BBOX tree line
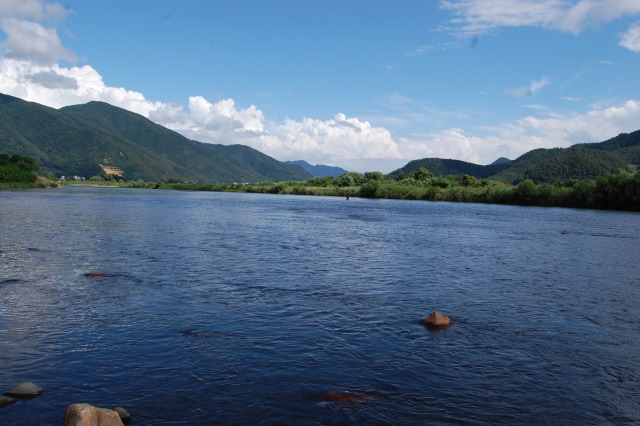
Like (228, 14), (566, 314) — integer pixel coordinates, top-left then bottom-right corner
(5, 153), (637, 211)
(92, 166), (640, 212)
(0, 153), (39, 185)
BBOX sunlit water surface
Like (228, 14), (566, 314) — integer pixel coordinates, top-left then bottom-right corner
(1, 186), (639, 425)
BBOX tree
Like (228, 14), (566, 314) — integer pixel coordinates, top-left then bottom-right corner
(363, 171), (385, 181)
(458, 174), (480, 187)
(0, 154), (38, 183)
(336, 172), (364, 187)
(410, 167), (434, 181)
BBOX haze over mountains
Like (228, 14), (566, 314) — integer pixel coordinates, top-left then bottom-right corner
(1, 93), (639, 184)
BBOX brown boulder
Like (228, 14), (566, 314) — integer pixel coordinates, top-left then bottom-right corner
(64, 403), (124, 426)
(423, 311), (452, 329)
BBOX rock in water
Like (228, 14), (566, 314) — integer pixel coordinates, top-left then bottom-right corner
(0, 396), (16, 408)
(423, 311), (452, 329)
(64, 404), (124, 426)
(5, 382), (43, 398)
(113, 406), (131, 424)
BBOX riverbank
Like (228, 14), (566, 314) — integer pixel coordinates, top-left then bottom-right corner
(71, 170), (640, 212)
(0, 176), (59, 189)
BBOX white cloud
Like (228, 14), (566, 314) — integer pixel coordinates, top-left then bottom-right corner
(0, 57), (164, 116)
(0, 18), (75, 64)
(511, 99), (640, 146)
(441, 0), (640, 36)
(0, 0), (72, 64)
(158, 96), (268, 145)
(0, 0), (68, 22)
(260, 114), (403, 167)
(619, 22), (640, 52)
(27, 69), (77, 89)
(405, 99), (640, 165)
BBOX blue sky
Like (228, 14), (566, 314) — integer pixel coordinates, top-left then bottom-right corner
(1, 0), (639, 172)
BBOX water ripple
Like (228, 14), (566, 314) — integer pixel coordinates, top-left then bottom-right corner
(0, 188), (638, 424)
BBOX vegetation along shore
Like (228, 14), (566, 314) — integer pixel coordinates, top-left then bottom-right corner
(70, 167), (639, 212)
(2, 152), (638, 211)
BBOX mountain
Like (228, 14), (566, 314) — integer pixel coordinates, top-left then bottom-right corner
(285, 160), (348, 177)
(0, 94), (311, 183)
(389, 130), (640, 183)
(490, 157), (510, 165)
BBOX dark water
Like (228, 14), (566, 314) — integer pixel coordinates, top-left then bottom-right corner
(1, 186), (639, 425)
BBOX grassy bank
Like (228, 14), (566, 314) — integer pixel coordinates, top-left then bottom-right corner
(0, 154), (59, 189)
(80, 170), (640, 212)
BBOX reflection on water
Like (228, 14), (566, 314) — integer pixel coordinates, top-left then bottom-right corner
(1, 186), (639, 424)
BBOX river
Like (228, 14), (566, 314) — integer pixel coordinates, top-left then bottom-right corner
(1, 186), (639, 424)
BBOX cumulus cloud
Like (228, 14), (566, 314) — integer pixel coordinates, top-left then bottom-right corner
(0, 57), (164, 116)
(619, 22), (640, 52)
(441, 0), (640, 36)
(413, 99), (640, 164)
(27, 69), (77, 89)
(156, 96), (269, 145)
(261, 114), (403, 166)
(0, 18), (75, 64)
(0, 0), (73, 64)
(160, 100), (407, 170)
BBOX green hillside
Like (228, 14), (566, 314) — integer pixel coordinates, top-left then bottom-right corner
(0, 94), (311, 183)
(389, 131), (640, 183)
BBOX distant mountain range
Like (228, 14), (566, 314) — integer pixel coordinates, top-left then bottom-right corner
(390, 130), (640, 183)
(0, 93), (311, 183)
(2, 93), (638, 185)
(284, 160), (348, 177)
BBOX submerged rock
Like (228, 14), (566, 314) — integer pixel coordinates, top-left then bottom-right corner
(320, 391), (374, 404)
(422, 311), (452, 330)
(64, 403), (124, 426)
(113, 406), (131, 424)
(0, 395), (16, 408)
(5, 382), (43, 398)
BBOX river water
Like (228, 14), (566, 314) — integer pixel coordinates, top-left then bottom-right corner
(0, 186), (639, 425)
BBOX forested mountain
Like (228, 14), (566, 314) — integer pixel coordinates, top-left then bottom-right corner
(0, 94), (311, 183)
(389, 130), (640, 183)
(284, 160), (348, 177)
